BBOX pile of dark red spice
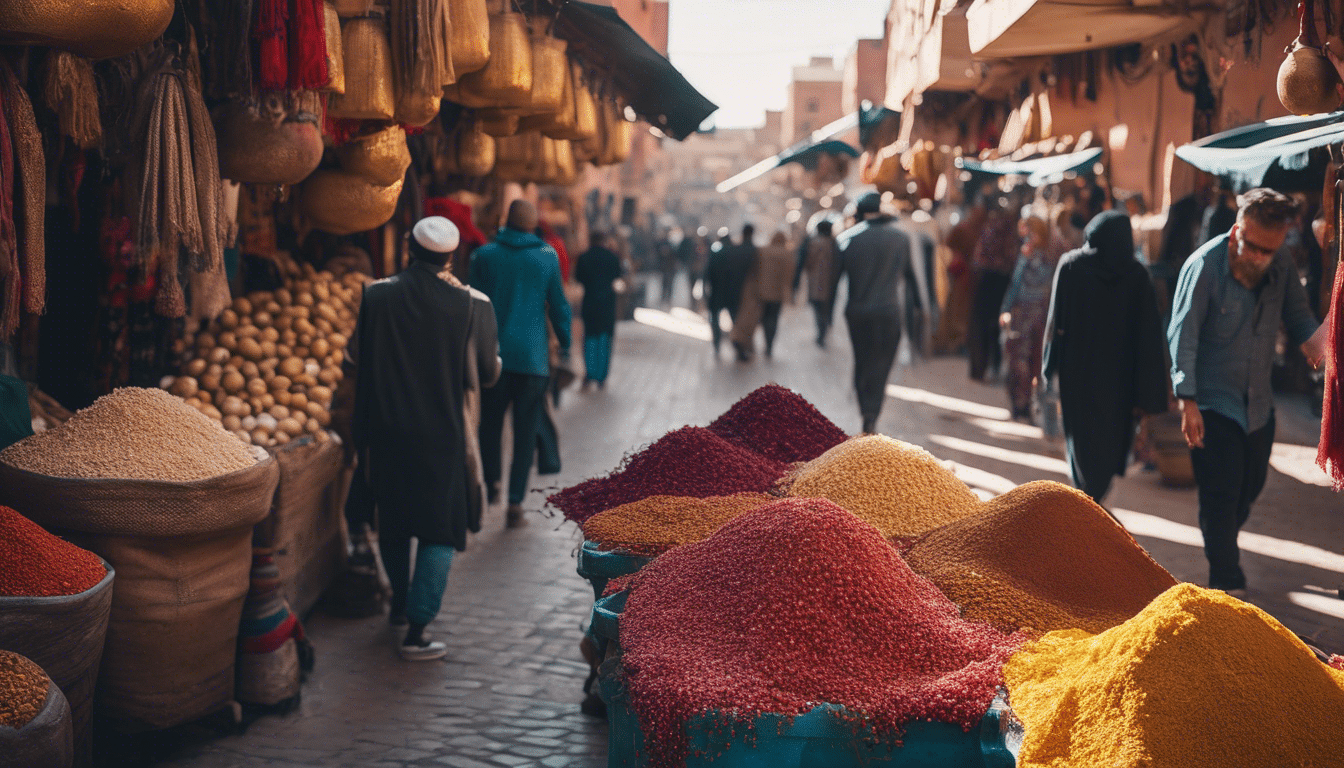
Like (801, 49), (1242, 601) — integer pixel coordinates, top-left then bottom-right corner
(549, 427), (788, 524)
(707, 384), (848, 464)
(617, 497), (1025, 768)
(0, 505), (105, 597)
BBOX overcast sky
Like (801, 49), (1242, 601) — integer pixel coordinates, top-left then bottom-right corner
(667, 0), (890, 129)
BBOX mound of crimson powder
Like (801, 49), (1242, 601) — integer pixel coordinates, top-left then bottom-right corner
(0, 505), (105, 597)
(549, 426), (788, 524)
(707, 384), (848, 464)
(617, 497), (1024, 768)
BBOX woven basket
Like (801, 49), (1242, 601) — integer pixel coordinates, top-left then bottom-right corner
(394, 91), (441, 127)
(327, 17), (395, 121)
(555, 66), (598, 143)
(457, 125), (496, 177)
(321, 2), (345, 94)
(300, 170), (404, 235)
(478, 109), (520, 137)
(453, 11), (532, 108)
(449, 0), (490, 75)
(335, 125), (410, 187)
(0, 0), (172, 59)
(0, 669), (73, 768)
(509, 33), (566, 116)
(553, 138), (577, 185)
(493, 132), (536, 182)
(215, 101), (325, 186)
(332, 0), (375, 17)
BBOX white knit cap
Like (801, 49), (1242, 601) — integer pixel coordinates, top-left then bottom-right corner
(412, 216), (460, 253)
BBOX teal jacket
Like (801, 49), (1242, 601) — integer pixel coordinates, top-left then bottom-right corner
(470, 227), (572, 377)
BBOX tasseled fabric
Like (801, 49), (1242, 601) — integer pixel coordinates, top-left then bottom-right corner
(192, 0), (254, 100)
(43, 51), (102, 149)
(255, 0), (289, 91)
(289, 0), (329, 90)
(1319, 197), (1344, 491)
(391, 0), (454, 96)
(0, 61), (44, 318)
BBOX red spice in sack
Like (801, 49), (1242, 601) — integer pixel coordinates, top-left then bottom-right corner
(549, 427), (787, 524)
(707, 384), (849, 464)
(0, 506), (105, 597)
(618, 497), (1024, 768)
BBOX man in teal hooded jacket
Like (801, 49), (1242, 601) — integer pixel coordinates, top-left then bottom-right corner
(470, 200), (572, 527)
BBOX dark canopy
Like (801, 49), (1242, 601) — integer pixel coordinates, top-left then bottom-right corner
(1175, 110), (1344, 191)
(549, 1), (717, 140)
(956, 147), (1104, 187)
(778, 139), (861, 170)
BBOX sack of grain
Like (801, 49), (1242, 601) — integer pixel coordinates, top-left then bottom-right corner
(256, 437), (348, 616)
(0, 651), (74, 768)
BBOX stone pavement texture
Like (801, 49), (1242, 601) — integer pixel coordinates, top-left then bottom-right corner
(160, 283), (1343, 768)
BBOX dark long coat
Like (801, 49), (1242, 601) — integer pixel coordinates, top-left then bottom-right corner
(1043, 211), (1169, 502)
(574, 245), (623, 336)
(351, 260), (500, 550)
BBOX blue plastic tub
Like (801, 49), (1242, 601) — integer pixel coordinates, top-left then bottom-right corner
(577, 541), (654, 599)
(599, 657), (1021, 768)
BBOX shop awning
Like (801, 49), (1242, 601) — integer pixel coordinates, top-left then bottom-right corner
(1175, 111), (1344, 190)
(956, 147), (1104, 186)
(550, 1), (717, 140)
(965, 0), (1206, 58)
(717, 113), (861, 192)
(916, 8), (978, 95)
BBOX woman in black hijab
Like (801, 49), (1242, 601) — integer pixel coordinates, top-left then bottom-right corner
(1043, 210), (1170, 504)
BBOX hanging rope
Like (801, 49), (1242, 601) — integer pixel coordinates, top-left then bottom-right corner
(1, 61), (45, 319)
(43, 51), (102, 150)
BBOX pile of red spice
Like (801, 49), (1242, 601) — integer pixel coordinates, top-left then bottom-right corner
(0, 505), (105, 597)
(549, 427), (788, 524)
(707, 384), (848, 464)
(617, 497), (1024, 768)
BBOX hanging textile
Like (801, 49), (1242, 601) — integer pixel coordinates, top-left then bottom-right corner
(0, 72), (16, 339)
(391, 0), (454, 96)
(43, 51), (102, 150)
(255, 0), (329, 92)
(0, 61), (44, 323)
(1320, 166), (1344, 491)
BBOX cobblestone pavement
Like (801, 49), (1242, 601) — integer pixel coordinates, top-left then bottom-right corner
(162, 282), (1344, 768)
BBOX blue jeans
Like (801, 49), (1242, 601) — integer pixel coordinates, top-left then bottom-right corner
(584, 334), (613, 383)
(380, 534), (454, 625)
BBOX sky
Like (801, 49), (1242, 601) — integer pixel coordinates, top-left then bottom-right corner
(667, 0), (891, 130)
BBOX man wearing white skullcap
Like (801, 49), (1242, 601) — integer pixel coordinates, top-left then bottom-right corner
(347, 216), (501, 660)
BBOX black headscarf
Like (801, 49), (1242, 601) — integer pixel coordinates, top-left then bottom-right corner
(1080, 209), (1134, 267)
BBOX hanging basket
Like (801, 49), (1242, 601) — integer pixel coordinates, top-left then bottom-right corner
(335, 125), (411, 186)
(457, 124), (496, 176)
(507, 33), (567, 116)
(395, 91), (441, 127)
(333, 0), (375, 17)
(453, 11), (532, 108)
(449, 0), (490, 76)
(519, 56), (577, 138)
(0, 0), (173, 60)
(553, 138), (577, 185)
(603, 107), (634, 165)
(215, 99), (325, 185)
(493, 132), (537, 182)
(478, 109), (521, 137)
(327, 16), (395, 121)
(321, 2), (345, 94)
(555, 66), (599, 143)
(300, 170), (404, 234)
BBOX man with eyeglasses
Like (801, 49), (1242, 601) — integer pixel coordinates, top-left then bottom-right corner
(1168, 187), (1327, 598)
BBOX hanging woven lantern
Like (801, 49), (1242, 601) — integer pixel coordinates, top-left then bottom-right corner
(457, 124), (496, 176)
(449, 0), (490, 76)
(454, 11), (532, 108)
(215, 98), (325, 185)
(0, 0), (173, 59)
(300, 170), (404, 234)
(321, 2), (346, 94)
(478, 109), (521, 137)
(333, 0), (375, 17)
(335, 125), (411, 186)
(328, 16), (395, 121)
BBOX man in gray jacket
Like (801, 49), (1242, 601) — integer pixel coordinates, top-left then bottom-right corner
(834, 193), (914, 434)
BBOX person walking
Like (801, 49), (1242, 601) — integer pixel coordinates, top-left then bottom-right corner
(755, 232), (795, 358)
(834, 192), (914, 434)
(705, 233), (733, 354)
(1043, 210), (1169, 505)
(999, 216), (1059, 421)
(803, 219), (840, 347)
(1168, 188), (1326, 596)
(968, 200), (1019, 381)
(573, 231), (624, 390)
(348, 216), (501, 659)
(471, 200), (573, 529)
(707, 225), (757, 359)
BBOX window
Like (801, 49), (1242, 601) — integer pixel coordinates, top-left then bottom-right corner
(807, 98), (820, 113)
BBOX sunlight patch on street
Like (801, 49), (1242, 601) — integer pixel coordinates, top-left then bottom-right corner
(928, 434), (1070, 476)
(1270, 443), (1333, 487)
(1288, 591), (1344, 621)
(885, 384), (1012, 421)
(632, 307), (713, 342)
(966, 416), (1045, 440)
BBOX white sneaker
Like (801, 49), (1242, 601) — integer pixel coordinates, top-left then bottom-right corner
(399, 636), (447, 661)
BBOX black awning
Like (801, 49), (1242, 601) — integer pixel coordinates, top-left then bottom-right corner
(548, 1), (717, 141)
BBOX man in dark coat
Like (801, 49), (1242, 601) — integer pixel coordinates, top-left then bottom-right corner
(834, 193), (913, 434)
(574, 231), (624, 389)
(705, 225), (756, 358)
(349, 216), (501, 659)
(1043, 210), (1168, 505)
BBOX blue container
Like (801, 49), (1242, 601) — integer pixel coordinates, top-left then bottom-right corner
(600, 659), (1021, 768)
(577, 541), (654, 599)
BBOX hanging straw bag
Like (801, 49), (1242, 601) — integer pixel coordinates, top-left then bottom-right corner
(453, 11), (532, 108)
(321, 2), (346, 93)
(0, 0), (173, 59)
(335, 125), (411, 186)
(327, 16), (395, 121)
(457, 124), (496, 176)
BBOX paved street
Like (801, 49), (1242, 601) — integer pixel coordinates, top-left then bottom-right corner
(162, 285), (1344, 768)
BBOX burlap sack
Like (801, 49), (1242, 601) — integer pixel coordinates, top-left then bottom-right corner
(256, 438), (348, 616)
(0, 456), (279, 537)
(62, 527), (254, 729)
(0, 562), (113, 767)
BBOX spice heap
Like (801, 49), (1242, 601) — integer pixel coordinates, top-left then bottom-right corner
(784, 435), (980, 537)
(707, 384), (848, 464)
(0, 387), (257, 481)
(619, 497), (1023, 768)
(166, 262), (365, 448)
(549, 427), (788, 524)
(582, 493), (775, 556)
(0, 506), (105, 596)
(0, 651), (50, 728)
(1005, 583), (1344, 767)
(904, 481), (1176, 634)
